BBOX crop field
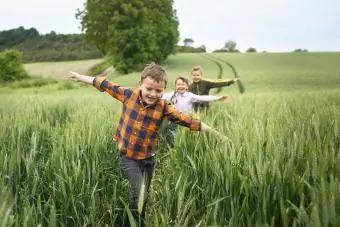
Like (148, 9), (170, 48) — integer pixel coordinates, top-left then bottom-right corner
(1, 53), (340, 226)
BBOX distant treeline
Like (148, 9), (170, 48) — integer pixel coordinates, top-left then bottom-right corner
(0, 26), (103, 63)
(0, 27), (208, 63)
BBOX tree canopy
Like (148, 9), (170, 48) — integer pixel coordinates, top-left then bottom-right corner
(77, 0), (179, 73)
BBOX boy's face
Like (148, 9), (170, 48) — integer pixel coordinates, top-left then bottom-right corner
(192, 70), (202, 83)
(175, 79), (189, 94)
(139, 77), (165, 105)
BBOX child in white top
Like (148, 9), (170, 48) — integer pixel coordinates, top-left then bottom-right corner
(161, 76), (227, 147)
(162, 76), (227, 113)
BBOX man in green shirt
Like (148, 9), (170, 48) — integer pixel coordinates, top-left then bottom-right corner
(189, 65), (239, 112)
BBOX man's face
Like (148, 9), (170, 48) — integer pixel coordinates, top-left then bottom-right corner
(139, 77), (165, 105)
(175, 79), (189, 94)
(192, 70), (202, 83)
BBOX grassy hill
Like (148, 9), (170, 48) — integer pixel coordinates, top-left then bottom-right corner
(1, 53), (340, 226)
(23, 52), (340, 93)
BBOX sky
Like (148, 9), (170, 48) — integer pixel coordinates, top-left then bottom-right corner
(1, 0), (339, 52)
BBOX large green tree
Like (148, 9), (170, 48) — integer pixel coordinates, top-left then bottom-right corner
(77, 0), (179, 73)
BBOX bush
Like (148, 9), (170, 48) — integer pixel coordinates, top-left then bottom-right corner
(9, 76), (57, 88)
(58, 80), (76, 90)
(246, 47), (257, 53)
(0, 49), (29, 82)
(87, 59), (112, 76)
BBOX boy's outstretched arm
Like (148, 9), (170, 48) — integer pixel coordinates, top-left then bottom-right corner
(69, 71), (94, 84)
(200, 122), (213, 131)
(205, 78), (239, 88)
(68, 71), (130, 103)
(164, 101), (213, 132)
(191, 93), (228, 103)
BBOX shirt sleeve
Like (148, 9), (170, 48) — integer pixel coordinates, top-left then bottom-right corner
(189, 92), (219, 103)
(163, 101), (201, 131)
(205, 79), (235, 88)
(93, 76), (131, 103)
(162, 91), (174, 101)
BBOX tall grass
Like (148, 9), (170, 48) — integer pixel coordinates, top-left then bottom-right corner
(0, 88), (339, 226)
(1, 53), (340, 226)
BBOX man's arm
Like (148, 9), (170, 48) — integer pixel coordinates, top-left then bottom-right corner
(205, 78), (238, 88)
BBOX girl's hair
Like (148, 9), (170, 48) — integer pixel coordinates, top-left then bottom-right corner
(140, 62), (167, 86)
(170, 76), (191, 104)
(174, 76), (190, 86)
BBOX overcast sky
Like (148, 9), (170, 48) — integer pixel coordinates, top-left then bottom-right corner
(1, 0), (339, 52)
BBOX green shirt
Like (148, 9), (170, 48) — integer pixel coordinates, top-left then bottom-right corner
(189, 78), (235, 110)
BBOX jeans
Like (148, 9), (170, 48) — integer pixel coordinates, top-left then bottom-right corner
(121, 154), (155, 226)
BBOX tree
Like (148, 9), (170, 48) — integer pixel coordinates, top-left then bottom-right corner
(77, 0), (179, 73)
(293, 48), (308, 52)
(183, 38), (194, 47)
(246, 47), (257, 53)
(0, 49), (29, 82)
(223, 40), (237, 52)
(198, 45), (206, 52)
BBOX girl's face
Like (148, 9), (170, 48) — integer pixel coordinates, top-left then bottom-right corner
(175, 78), (189, 94)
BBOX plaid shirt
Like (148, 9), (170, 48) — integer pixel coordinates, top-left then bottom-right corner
(93, 77), (201, 160)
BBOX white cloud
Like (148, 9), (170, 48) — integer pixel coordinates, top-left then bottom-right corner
(1, 0), (339, 52)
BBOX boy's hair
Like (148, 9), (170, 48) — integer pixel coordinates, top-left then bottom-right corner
(191, 65), (203, 75)
(141, 62), (167, 86)
(175, 76), (190, 87)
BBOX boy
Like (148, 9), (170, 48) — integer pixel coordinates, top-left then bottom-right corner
(68, 63), (214, 226)
(189, 65), (238, 112)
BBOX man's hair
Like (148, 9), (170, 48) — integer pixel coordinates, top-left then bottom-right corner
(175, 76), (190, 86)
(191, 65), (203, 75)
(141, 62), (167, 86)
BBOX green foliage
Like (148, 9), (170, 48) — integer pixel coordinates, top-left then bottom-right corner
(9, 76), (57, 88)
(246, 47), (257, 53)
(176, 45), (206, 53)
(0, 27), (103, 62)
(213, 40), (240, 53)
(1, 53), (340, 225)
(0, 26), (39, 50)
(87, 59), (112, 76)
(294, 48), (309, 52)
(57, 80), (77, 90)
(0, 49), (29, 82)
(183, 38), (194, 47)
(78, 0), (179, 73)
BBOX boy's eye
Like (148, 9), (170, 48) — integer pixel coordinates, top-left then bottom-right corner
(146, 88), (152, 91)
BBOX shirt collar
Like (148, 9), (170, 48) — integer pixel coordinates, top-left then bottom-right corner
(176, 91), (189, 97)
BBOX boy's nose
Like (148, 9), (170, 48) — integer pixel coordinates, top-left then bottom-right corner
(150, 90), (157, 97)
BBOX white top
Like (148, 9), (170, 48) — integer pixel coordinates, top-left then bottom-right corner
(162, 91), (219, 113)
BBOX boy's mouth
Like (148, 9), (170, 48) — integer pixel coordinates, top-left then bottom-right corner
(144, 96), (158, 104)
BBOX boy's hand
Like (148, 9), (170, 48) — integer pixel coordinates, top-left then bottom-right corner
(201, 122), (231, 141)
(201, 122), (212, 131)
(68, 71), (94, 84)
(68, 71), (82, 82)
(218, 95), (228, 101)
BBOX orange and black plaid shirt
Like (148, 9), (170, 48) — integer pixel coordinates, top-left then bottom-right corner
(93, 77), (201, 160)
